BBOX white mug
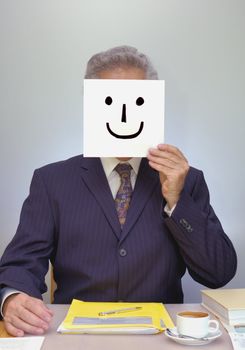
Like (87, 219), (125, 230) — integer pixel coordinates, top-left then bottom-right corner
(176, 311), (219, 338)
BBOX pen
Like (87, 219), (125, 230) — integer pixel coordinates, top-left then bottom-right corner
(98, 306), (142, 316)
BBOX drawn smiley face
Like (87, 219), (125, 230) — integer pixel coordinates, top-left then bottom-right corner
(83, 78), (165, 157)
(105, 96), (145, 139)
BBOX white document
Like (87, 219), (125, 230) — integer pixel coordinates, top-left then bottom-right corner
(83, 79), (165, 157)
(228, 330), (245, 350)
(222, 323), (245, 349)
(0, 336), (44, 350)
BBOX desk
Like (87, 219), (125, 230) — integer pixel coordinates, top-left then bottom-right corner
(1, 304), (233, 349)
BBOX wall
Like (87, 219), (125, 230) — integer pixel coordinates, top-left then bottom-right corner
(0, 0), (244, 302)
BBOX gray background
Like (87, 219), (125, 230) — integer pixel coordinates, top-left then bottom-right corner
(0, 0), (244, 303)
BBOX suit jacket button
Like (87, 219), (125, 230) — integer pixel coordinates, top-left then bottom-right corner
(180, 218), (193, 232)
(119, 248), (127, 257)
(180, 218), (188, 227)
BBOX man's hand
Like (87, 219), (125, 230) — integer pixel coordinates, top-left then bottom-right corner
(3, 293), (53, 337)
(147, 144), (189, 209)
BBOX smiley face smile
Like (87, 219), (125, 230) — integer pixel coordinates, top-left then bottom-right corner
(106, 121), (144, 139)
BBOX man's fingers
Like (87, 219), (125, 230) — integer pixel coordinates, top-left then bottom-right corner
(148, 160), (175, 174)
(5, 315), (45, 335)
(5, 294), (53, 323)
(4, 321), (24, 337)
(148, 148), (181, 163)
(148, 148), (188, 168)
(24, 298), (53, 323)
(148, 154), (187, 173)
(14, 305), (50, 329)
(148, 154), (179, 170)
(3, 293), (53, 336)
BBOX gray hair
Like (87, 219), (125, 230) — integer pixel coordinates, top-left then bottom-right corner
(84, 45), (158, 79)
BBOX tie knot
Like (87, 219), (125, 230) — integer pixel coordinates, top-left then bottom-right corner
(115, 163), (132, 178)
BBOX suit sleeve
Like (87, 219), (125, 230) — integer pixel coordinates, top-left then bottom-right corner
(0, 170), (55, 299)
(164, 169), (237, 288)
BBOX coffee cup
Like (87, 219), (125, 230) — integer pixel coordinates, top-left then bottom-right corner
(176, 311), (219, 338)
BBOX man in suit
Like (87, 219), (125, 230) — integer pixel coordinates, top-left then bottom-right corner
(0, 46), (237, 336)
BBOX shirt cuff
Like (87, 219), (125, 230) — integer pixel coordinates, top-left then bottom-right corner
(0, 287), (22, 317)
(164, 203), (176, 217)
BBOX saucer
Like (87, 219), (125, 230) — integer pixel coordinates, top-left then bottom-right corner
(164, 327), (222, 346)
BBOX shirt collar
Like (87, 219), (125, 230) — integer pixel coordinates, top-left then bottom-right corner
(100, 157), (142, 178)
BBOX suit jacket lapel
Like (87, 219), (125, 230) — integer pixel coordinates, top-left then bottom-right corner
(120, 158), (160, 242)
(80, 157), (121, 239)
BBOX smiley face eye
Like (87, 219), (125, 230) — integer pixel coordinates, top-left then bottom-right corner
(105, 96), (113, 105)
(136, 97), (144, 106)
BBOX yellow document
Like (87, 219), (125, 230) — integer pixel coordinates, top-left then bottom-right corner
(57, 299), (174, 334)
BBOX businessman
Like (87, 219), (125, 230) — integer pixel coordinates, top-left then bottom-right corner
(0, 46), (237, 336)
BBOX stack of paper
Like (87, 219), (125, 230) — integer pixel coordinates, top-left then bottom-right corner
(201, 289), (245, 325)
(57, 299), (174, 334)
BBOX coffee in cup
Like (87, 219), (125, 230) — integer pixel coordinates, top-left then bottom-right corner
(176, 311), (219, 338)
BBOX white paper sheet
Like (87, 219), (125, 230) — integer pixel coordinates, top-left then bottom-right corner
(0, 336), (44, 350)
(221, 322), (245, 349)
(83, 79), (165, 157)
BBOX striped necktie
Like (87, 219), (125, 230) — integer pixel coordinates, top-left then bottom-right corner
(114, 163), (133, 229)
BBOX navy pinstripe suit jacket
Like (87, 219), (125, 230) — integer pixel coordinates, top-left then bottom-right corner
(0, 156), (237, 304)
